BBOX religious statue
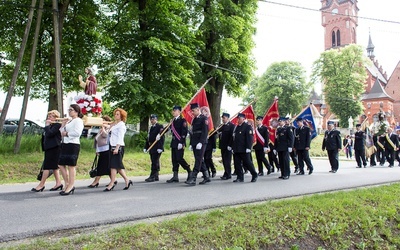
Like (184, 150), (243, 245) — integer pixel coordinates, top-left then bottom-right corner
(78, 67), (97, 95)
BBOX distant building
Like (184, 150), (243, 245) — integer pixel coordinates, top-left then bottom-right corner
(315, 0), (400, 128)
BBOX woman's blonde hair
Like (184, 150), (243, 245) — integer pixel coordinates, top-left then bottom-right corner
(114, 108), (127, 122)
(47, 110), (60, 118)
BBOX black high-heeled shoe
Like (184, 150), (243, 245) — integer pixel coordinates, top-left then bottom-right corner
(87, 183), (99, 188)
(60, 187), (75, 196)
(123, 180), (133, 190)
(105, 180), (117, 187)
(103, 184), (115, 192)
(49, 184), (63, 191)
(31, 186), (45, 192)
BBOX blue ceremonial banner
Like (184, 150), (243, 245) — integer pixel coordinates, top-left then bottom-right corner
(293, 106), (317, 140)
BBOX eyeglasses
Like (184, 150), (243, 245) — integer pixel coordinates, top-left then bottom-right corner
(68, 109), (75, 112)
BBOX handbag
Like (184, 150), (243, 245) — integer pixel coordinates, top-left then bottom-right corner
(36, 162), (53, 181)
(89, 155), (98, 178)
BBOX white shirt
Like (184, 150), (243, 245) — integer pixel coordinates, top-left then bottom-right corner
(109, 121), (126, 147)
(62, 118), (84, 144)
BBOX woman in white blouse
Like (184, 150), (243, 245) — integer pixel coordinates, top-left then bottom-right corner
(104, 108), (132, 191)
(58, 104), (84, 195)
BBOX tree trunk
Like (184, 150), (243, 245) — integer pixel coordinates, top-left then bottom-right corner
(207, 78), (223, 128)
(140, 117), (149, 133)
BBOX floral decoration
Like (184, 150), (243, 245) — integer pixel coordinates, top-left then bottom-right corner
(74, 94), (102, 116)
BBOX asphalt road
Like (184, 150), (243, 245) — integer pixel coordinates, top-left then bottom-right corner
(0, 158), (399, 243)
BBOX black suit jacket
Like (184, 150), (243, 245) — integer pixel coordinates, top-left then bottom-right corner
(218, 122), (235, 149)
(41, 123), (62, 151)
(206, 132), (216, 150)
(190, 114), (209, 147)
(232, 122), (254, 153)
(275, 126), (294, 152)
(386, 133), (399, 150)
(322, 129), (342, 151)
(253, 125), (269, 150)
(170, 117), (188, 148)
(294, 126), (311, 150)
(354, 131), (365, 150)
(145, 123), (165, 154)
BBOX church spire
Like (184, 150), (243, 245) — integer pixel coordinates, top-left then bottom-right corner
(367, 29), (375, 59)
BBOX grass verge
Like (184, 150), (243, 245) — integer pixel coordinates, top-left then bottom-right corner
(2, 183), (400, 249)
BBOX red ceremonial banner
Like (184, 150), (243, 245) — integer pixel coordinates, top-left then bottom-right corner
(262, 98), (279, 145)
(182, 88), (214, 132)
(231, 105), (256, 144)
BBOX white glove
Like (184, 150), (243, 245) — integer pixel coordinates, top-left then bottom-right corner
(246, 148), (251, 153)
(212, 148), (216, 153)
(143, 149), (147, 153)
(196, 143), (202, 150)
(156, 134), (161, 141)
(189, 145), (193, 151)
(157, 149), (163, 154)
(288, 147), (292, 153)
(273, 149), (277, 155)
(178, 143), (183, 150)
(227, 146), (232, 151)
(263, 147), (270, 153)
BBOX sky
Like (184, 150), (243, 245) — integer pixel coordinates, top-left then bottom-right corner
(1, 0), (400, 122)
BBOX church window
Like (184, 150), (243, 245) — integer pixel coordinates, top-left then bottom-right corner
(336, 30), (341, 46)
(332, 31), (336, 47)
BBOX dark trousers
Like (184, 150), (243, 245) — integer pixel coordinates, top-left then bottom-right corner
(296, 149), (313, 172)
(204, 149), (216, 173)
(327, 149), (339, 171)
(396, 149), (400, 165)
(289, 151), (299, 169)
(385, 148), (395, 166)
(150, 152), (161, 175)
(354, 148), (367, 167)
(233, 152), (257, 181)
(370, 136), (378, 166)
(255, 150), (271, 173)
(221, 149), (232, 177)
(268, 151), (280, 170)
(377, 136), (386, 165)
(171, 148), (190, 172)
(192, 147), (207, 175)
(278, 151), (290, 177)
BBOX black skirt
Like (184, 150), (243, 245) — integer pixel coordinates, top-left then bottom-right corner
(43, 146), (60, 170)
(96, 150), (110, 176)
(58, 143), (80, 166)
(110, 146), (125, 169)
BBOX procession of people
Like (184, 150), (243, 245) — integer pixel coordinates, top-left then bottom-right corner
(30, 68), (400, 194)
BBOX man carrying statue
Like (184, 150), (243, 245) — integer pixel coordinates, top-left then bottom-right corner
(370, 112), (389, 166)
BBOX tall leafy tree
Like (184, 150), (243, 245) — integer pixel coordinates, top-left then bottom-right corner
(0, 0), (103, 111)
(251, 61), (311, 116)
(100, 0), (198, 130)
(312, 44), (368, 127)
(194, 0), (257, 127)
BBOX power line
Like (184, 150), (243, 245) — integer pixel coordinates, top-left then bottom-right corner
(258, 0), (400, 25)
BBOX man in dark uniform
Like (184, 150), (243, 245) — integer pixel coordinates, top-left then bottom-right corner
(204, 132), (217, 178)
(293, 117), (314, 175)
(385, 127), (399, 168)
(275, 117), (294, 180)
(218, 112), (235, 180)
(285, 118), (299, 173)
(167, 105), (192, 183)
(143, 114), (165, 182)
(253, 116), (272, 176)
(232, 113), (258, 183)
(186, 103), (210, 185)
(354, 123), (367, 168)
(322, 121), (342, 173)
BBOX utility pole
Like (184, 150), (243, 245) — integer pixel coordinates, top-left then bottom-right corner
(52, 0), (63, 115)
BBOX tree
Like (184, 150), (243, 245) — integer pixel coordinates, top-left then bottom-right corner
(194, 0), (258, 127)
(250, 61), (311, 116)
(100, 0), (198, 131)
(312, 44), (368, 127)
(0, 0), (103, 111)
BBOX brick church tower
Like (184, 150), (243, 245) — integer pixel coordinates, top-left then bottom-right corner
(320, 0), (358, 50)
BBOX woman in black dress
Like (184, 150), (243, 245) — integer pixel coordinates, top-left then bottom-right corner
(31, 110), (63, 192)
(88, 115), (115, 188)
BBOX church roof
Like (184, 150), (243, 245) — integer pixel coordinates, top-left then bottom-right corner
(308, 89), (323, 105)
(321, 0), (357, 10)
(365, 61), (387, 85)
(362, 78), (394, 101)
